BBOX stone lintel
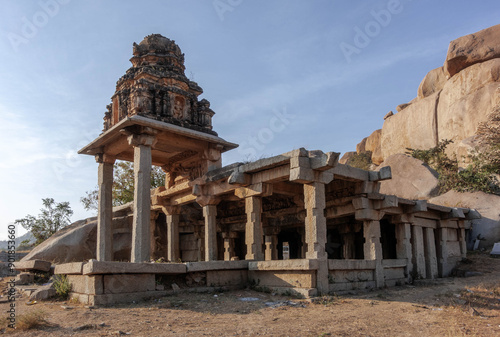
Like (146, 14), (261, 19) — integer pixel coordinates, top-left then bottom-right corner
(14, 260), (52, 272)
(325, 203), (355, 218)
(354, 181), (379, 194)
(161, 205), (180, 216)
(186, 260), (249, 272)
(355, 209), (381, 221)
(126, 129), (158, 147)
(310, 152), (340, 171)
(54, 262), (85, 275)
(289, 167), (314, 183)
(332, 164), (369, 181)
(196, 195), (220, 207)
(410, 200), (428, 213)
(235, 183), (273, 198)
(465, 209), (481, 220)
(373, 195), (398, 209)
(392, 214), (414, 224)
(248, 259), (319, 271)
(368, 166), (392, 181)
(82, 260), (187, 275)
(228, 171), (251, 185)
(442, 207), (466, 220)
(352, 197), (370, 210)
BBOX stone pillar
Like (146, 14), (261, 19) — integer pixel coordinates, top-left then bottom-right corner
(437, 225), (450, 277)
(303, 182), (328, 294)
(128, 133), (156, 263)
(458, 226), (467, 258)
(166, 213), (180, 262)
(222, 232), (236, 261)
(203, 205), (218, 261)
(395, 222), (413, 281)
(150, 211), (160, 260)
(96, 154), (115, 261)
(411, 225), (426, 279)
(194, 228), (204, 262)
(363, 220), (384, 287)
(264, 235), (278, 261)
(245, 196), (264, 260)
(424, 227), (438, 279)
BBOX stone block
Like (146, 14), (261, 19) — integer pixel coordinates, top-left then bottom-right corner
(384, 267), (405, 280)
(329, 281), (376, 292)
(14, 260), (51, 272)
(329, 269), (374, 283)
(249, 270), (316, 288)
(103, 274), (155, 294)
(54, 262), (85, 275)
(15, 272), (35, 285)
(90, 290), (169, 306)
(186, 260), (249, 272)
(83, 260), (186, 275)
(67, 275), (103, 295)
(328, 259), (376, 270)
(29, 283), (56, 301)
(206, 270), (247, 287)
(248, 259), (318, 271)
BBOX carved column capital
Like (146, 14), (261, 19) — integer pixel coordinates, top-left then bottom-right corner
(95, 153), (116, 164)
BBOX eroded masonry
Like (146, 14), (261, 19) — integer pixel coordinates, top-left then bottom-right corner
(53, 35), (479, 305)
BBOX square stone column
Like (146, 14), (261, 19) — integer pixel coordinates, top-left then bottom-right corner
(395, 222), (413, 281)
(128, 133), (156, 263)
(437, 225), (450, 277)
(96, 155), (115, 261)
(166, 214), (180, 262)
(458, 227), (467, 258)
(222, 232), (237, 261)
(245, 196), (264, 261)
(363, 220), (384, 287)
(342, 233), (356, 259)
(264, 235), (278, 261)
(303, 182), (329, 294)
(411, 225), (426, 279)
(203, 205), (218, 261)
(424, 227), (438, 279)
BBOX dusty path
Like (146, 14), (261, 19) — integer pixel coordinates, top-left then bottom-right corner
(1, 252), (499, 336)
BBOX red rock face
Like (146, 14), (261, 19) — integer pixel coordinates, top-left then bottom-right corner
(103, 34), (216, 136)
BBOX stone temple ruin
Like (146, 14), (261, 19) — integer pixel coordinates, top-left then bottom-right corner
(46, 34), (480, 305)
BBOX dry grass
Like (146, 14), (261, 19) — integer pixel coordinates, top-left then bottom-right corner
(16, 310), (49, 331)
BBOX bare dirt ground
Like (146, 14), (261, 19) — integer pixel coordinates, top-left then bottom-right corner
(1, 252), (499, 337)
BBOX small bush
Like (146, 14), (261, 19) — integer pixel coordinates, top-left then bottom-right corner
(17, 310), (49, 330)
(346, 151), (372, 170)
(53, 275), (72, 299)
(406, 139), (499, 195)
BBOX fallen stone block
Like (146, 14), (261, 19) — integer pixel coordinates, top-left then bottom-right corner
(29, 282), (56, 301)
(15, 272), (35, 285)
(14, 260), (52, 272)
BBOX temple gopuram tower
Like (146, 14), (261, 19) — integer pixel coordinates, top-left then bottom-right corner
(79, 34), (237, 263)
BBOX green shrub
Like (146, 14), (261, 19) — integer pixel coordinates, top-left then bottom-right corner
(53, 275), (72, 300)
(346, 151), (372, 170)
(406, 139), (499, 195)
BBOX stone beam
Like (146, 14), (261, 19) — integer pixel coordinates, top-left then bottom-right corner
(235, 183), (273, 199)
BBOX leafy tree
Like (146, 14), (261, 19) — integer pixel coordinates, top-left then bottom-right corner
(15, 198), (73, 245)
(81, 161), (165, 211)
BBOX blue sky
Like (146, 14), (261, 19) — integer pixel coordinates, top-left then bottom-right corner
(0, 0), (499, 240)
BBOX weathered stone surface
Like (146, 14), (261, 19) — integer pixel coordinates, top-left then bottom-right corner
(248, 270), (316, 288)
(381, 92), (439, 160)
(418, 66), (447, 99)
(396, 103), (411, 112)
(14, 260), (52, 272)
(378, 154), (439, 200)
(249, 259), (319, 271)
(15, 272), (35, 285)
(103, 274), (155, 294)
(67, 275), (103, 295)
(30, 282), (56, 301)
(186, 260), (248, 272)
(54, 262), (85, 275)
(83, 260), (186, 275)
(206, 270), (247, 287)
(430, 191), (500, 248)
(444, 24), (500, 78)
(365, 129), (383, 165)
(356, 137), (367, 154)
(383, 111), (394, 120)
(437, 59), (500, 156)
(339, 151), (356, 165)
(21, 219), (98, 264)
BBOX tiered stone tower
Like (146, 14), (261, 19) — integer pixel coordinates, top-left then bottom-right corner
(79, 34), (237, 263)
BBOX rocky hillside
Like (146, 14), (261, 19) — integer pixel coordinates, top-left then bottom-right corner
(341, 24), (500, 248)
